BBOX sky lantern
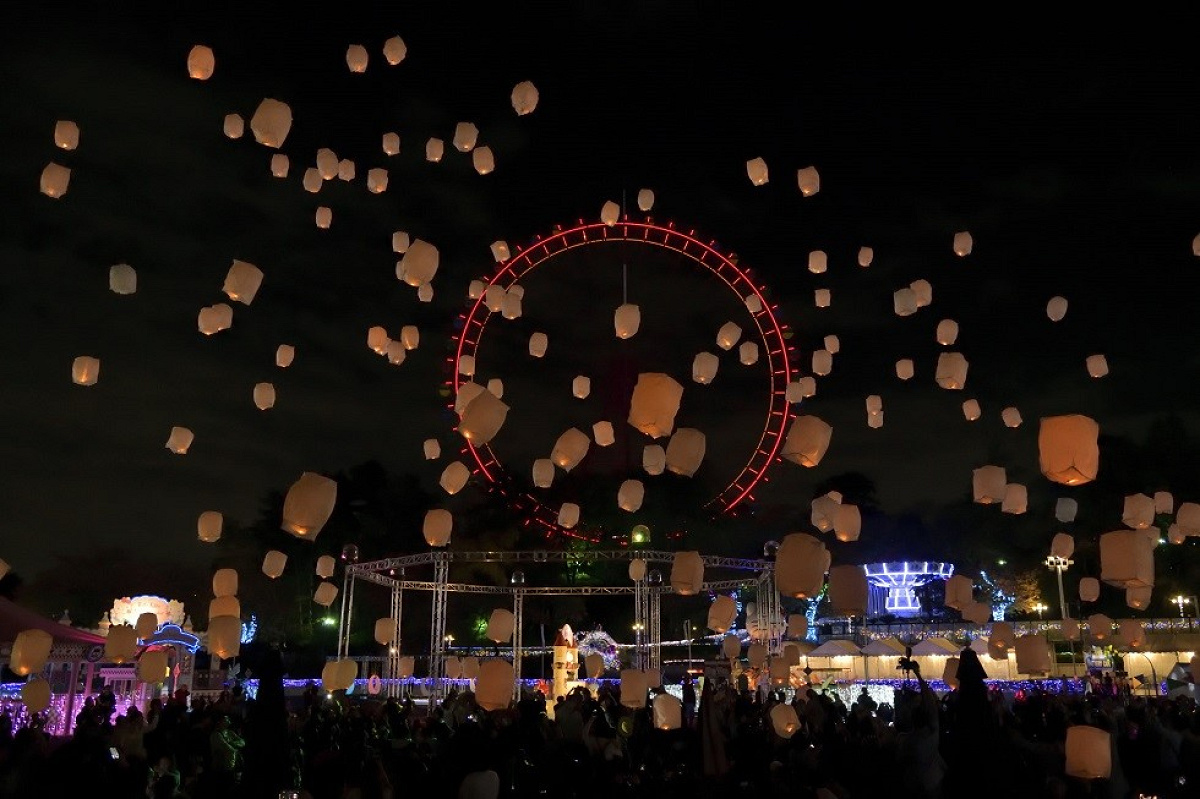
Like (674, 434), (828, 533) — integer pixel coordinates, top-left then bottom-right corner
(314, 147), (339, 177)
(963, 601), (991, 624)
(384, 341), (405, 366)
(1047, 296), (1068, 321)
(1178, 502), (1200, 534)
(476, 659), (514, 711)
(548, 428), (592, 472)
(392, 231), (411, 253)
(1079, 577), (1100, 602)
(197, 511), (223, 543)
(990, 622), (1015, 649)
(416, 282), (433, 302)
(382, 35), (407, 65)
(637, 188), (654, 210)
(808, 250), (827, 274)
(692, 352), (719, 384)
(833, 503), (861, 541)
(105, 624), (138, 663)
(895, 359), (914, 380)
(593, 421), (615, 446)
(1002, 483), (1027, 514)
(459, 390), (509, 445)
(270, 154), (289, 177)
(423, 509), (452, 546)
(739, 341), (759, 366)
(382, 132), (400, 155)
(315, 207), (332, 229)
(1038, 415), (1099, 485)
(1122, 493), (1154, 529)
(1154, 491), (1174, 514)
(1056, 497), (1079, 523)
(490, 241), (510, 262)
(222, 260), (263, 305)
(600, 200), (620, 226)
(627, 373), (683, 438)
(776, 533), (828, 598)
(54, 120), (79, 150)
(367, 168), (389, 193)
(453, 122), (479, 152)
(811, 349), (832, 375)
(223, 114), (244, 139)
(213, 568), (238, 597)
(858, 247), (874, 267)
(572, 376), (591, 399)
(1001, 407), (1022, 428)
(315, 555), (336, 579)
(302, 168), (322, 193)
(165, 427), (194, 454)
(811, 492), (840, 532)
(823, 334), (840, 354)
(367, 326), (389, 354)
(455, 382), (485, 415)
(866, 395), (882, 415)
(670, 551), (704, 595)
(828, 565), (868, 615)
(745, 294), (762, 313)
(1066, 726), (1112, 780)
(1062, 618), (1080, 640)
(40, 163), (70, 198)
(893, 287), (917, 316)
(746, 157), (768, 185)
(473, 146), (495, 175)
(708, 595), (737, 633)
(137, 650), (169, 684)
(72, 356), (100, 386)
(1051, 533), (1075, 559)
(665, 428), (706, 477)
(281, 472), (337, 539)
(972, 466), (1006, 504)
(953, 231), (973, 256)
(400, 239), (439, 287)
(313, 582), (339, 607)
(716, 322), (742, 350)
(1125, 586), (1151, 611)
(797, 166), (820, 196)
(187, 45), (215, 79)
(109, 263), (136, 294)
(208, 615), (242, 660)
(558, 503), (580, 528)
(1099, 530), (1154, 588)
(422, 439), (441, 460)
(262, 550), (287, 578)
(511, 80), (539, 114)
(944, 574), (974, 610)
(614, 303), (641, 339)
(787, 614), (807, 640)
(1015, 634), (1051, 675)
(10, 630), (52, 676)
(936, 319), (958, 345)
(653, 694), (682, 730)
(1086, 354), (1109, 378)
(781, 415), (832, 467)
(320, 659), (357, 692)
(425, 137), (444, 162)
(440, 462), (471, 495)
(618, 479), (645, 512)
(249, 98), (292, 148)
(1087, 613), (1112, 640)
(721, 634), (740, 659)
(643, 444), (666, 475)
(935, 352), (968, 389)
(486, 609), (515, 643)
(483, 285), (505, 312)
(814, 288), (831, 308)
(400, 326), (419, 351)
(345, 44), (368, 72)
(962, 399), (981, 421)
(792, 376), (817, 399)
(620, 669), (648, 708)
(532, 459), (555, 488)
(374, 618), (395, 646)
(910, 279), (932, 307)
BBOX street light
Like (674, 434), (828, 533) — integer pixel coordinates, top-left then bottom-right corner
(1033, 602), (1048, 619)
(683, 620), (693, 673)
(1045, 554), (1077, 676)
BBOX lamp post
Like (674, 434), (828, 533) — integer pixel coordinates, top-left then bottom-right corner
(632, 622), (645, 670)
(684, 620), (693, 674)
(1171, 594), (1197, 617)
(1033, 602), (1048, 620)
(1045, 555), (1076, 676)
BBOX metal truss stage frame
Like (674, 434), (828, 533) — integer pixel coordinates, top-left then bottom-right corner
(338, 549), (780, 700)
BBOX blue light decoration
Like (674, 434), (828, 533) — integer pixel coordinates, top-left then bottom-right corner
(142, 624), (201, 654)
(862, 561), (955, 617)
(978, 571), (1015, 621)
(240, 614), (258, 645)
(576, 628), (621, 671)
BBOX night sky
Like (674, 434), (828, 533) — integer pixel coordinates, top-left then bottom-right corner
(4, 8), (1200, 609)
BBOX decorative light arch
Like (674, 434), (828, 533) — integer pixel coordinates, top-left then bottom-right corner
(448, 217), (795, 540)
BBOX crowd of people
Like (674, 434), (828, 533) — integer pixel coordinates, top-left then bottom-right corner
(0, 647), (1198, 798)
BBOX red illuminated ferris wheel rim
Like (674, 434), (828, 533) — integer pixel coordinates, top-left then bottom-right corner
(448, 217), (795, 540)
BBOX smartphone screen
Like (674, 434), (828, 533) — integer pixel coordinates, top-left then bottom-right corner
(109, 747), (120, 760)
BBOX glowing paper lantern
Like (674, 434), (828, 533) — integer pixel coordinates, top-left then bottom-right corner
(652, 693), (682, 730)
(738, 341), (759, 366)
(613, 303), (641, 339)
(1001, 484), (1027, 514)
(315, 556), (336, 579)
(1099, 530), (1154, 588)
(716, 322), (742, 351)
(786, 614), (807, 640)
(373, 618), (395, 646)
(953, 231), (973, 256)
(558, 503), (580, 528)
(963, 601), (991, 625)
(72, 356), (100, 386)
(893, 288), (918, 316)
(989, 622), (1015, 650)
(40, 163), (70, 198)
(936, 319), (959, 346)
(935, 352), (969, 389)
(282, 472), (337, 539)
(721, 635), (740, 659)
(1178, 502), (1200, 534)
(459, 390), (509, 445)
(425, 138), (444, 162)
(781, 415), (832, 467)
(1154, 491), (1173, 514)
(510, 80), (539, 115)
(944, 575), (974, 610)
(961, 399), (981, 421)
(708, 595), (737, 633)
(943, 658), (960, 690)
(275, 345), (294, 368)
(382, 36), (407, 65)
(322, 659), (357, 692)
(208, 615), (242, 660)
(422, 439), (441, 461)
(572, 376), (591, 399)
(423, 509), (452, 546)
(747, 643), (767, 669)
(552, 428), (591, 471)
(473, 659), (513, 711)
(262, 550), (287, 579)
(399, 240), (440, 289)
(1062, 618), (1080, 640)
(137, 650), (169, 684)
(1047, 296), (1068, 321)
(483, 285), (505, 313)
(808, 250), (827, 274)
(187, 45), (215, 79)
(666, 428), (706, 477)
(1122, 494), (1154, 529)
(796, 376), (817, 398)
(910, 279), (932, 308)
(972, 466), (1007, 504)
(197, 511), (223, 543)
(1000, 407), (1022, 428)
(810, 493), (841, 532)
(223, 114), (244, 139)
(620, 669), (648, 708)
(1079, 577), (1100, 602)
(811, 349), (832, 376)
(335, 157), (352, 180)
(745, 294), (762, 313)
(857, 246), (874, 267)
(452, 122), (480, 152)
(165, 427), (194, 455)
(1056, 497), (1079, 523)
(249, 98), (292, 148)
(11, 630), (52, 676)
(618, 479), (645, 512)
(637, 188), (654, 211)
(108, 263), (137, 295)
(532, 459), (555, 488)
(670, 551), (704, 595)
(627, 373), (684, 439)
(313, 581), (338, 607)
(382, 132), (400, 155)
(1086, 354), (1109, 378)
(1125, 586), (1152, 612)
(1051, 533), (1075, 559)
(814, 289), (831, 308)
(472, 147), (495, 175)
(462, 657), (480, 680)
(599, 200), (621, 226)
(896, 359), (914, 380)
(586, 652), (604, 678)
(775, 533), (828, 599)
(486, 608), (515, 643)
(270, 154), (289, 177)
(253, 382), (276, 410)
(454, 382), (484, 415)
(746, 157), (768, 186)
(198, 303), (234, 335)
(345, 44), (368, 72)
(833, 504), (861, 542)
(367, 326), (389, 354)
(1087, 613), (1112, 640)
(54, 120), (79, 150)
(105, 625), (138, 663)
(1065, 726), (1111, 780)
(440, 461), (471, 495)
(643, 444), (666, 476)
(593, 421), (615, 446)
(314, 207), (332, 229)
(302, 168), (322, 193)
(1015, 634), (1051, 675)
(797, 166), (820, 196)
(212, 568), (238, 598)
(367, 168), (389, 193)
(828, 565), (868, 615)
